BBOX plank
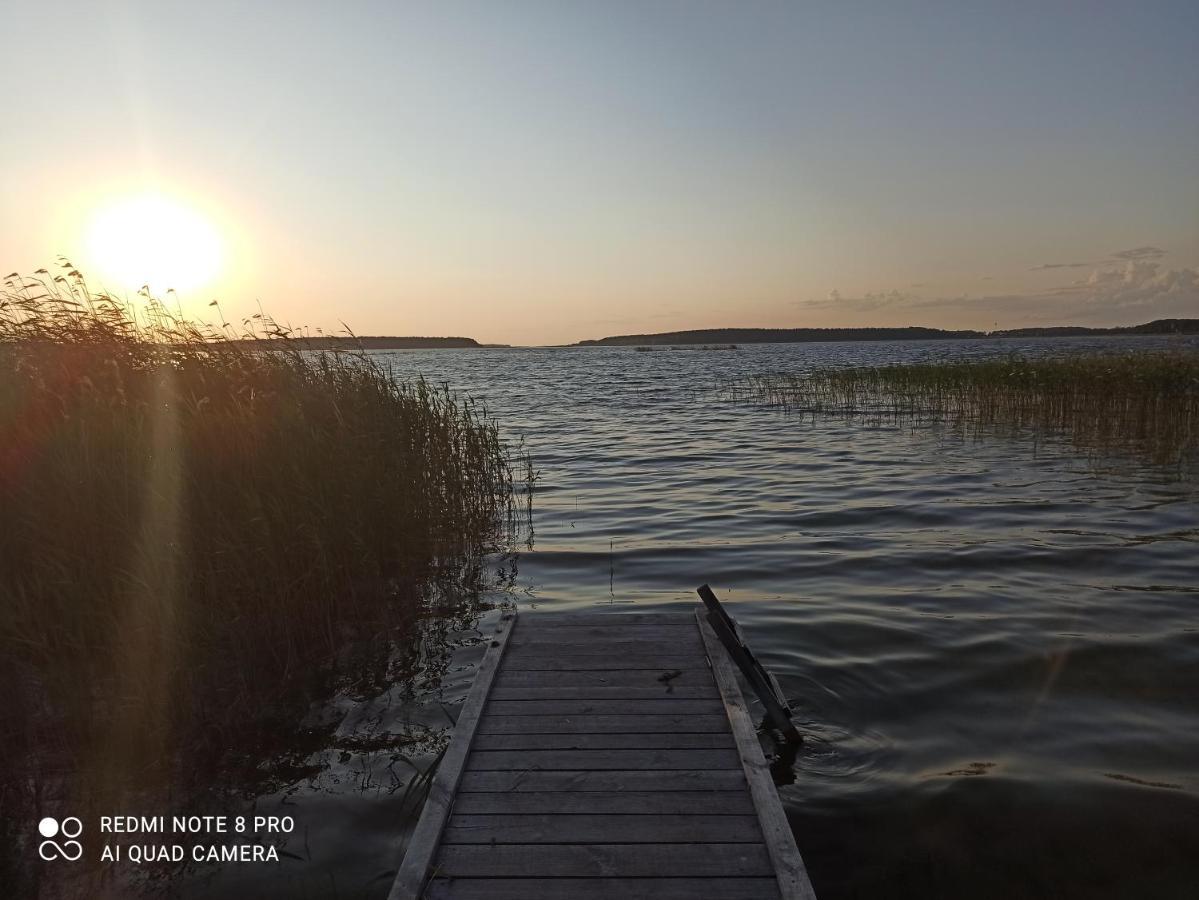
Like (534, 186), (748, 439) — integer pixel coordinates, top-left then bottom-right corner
(425, 877), (781, 900)
(458, 769), (748, 792)
(490, 685), (717, 700)
(443, 813), (764, 844)
(506, 640), (703, 655)
(391, 611), (819, 900)
(451, 790), (755, 815)
(698, 586), (799, 741)
(387, 610), (517, 900)
(434, 843), (775, 878)
(509, 624), (700, 642)
(477, 714), (731, 734)
(533, 612), (696, 626)
(499, 655), (703, 671)
(698, 611), (817, 900)
(464, 748), (742, 771)
(472, 732), (735, 751)
(495, 669), (712, 688)
(485, 698), (723, 716)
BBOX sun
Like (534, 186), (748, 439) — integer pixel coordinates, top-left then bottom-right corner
(82, 192), (225, 295)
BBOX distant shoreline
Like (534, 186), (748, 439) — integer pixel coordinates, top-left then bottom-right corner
(572, 318), (1199, 347)
(225, 336), (510, 350)
(217, 319), (1197, 350)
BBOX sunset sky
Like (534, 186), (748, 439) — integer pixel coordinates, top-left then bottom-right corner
(3, 2), (1196, 345)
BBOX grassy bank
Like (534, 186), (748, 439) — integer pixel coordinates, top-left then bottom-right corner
(0, 266), (528, 891)
(737, 350), (1199, 467)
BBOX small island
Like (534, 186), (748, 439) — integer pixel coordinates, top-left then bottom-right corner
(574, 318), (1199, 347)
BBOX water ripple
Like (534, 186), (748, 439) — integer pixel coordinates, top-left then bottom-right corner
(241, 337), (1199, 899)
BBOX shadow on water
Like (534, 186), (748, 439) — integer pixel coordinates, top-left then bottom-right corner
(787, 772), (1199, 900)
(759, 647), (1199, 900)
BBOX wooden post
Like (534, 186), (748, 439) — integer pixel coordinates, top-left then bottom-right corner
(697, 584), (801, 744)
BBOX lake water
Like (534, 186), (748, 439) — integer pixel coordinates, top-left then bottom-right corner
(186, 336), (1198, 899)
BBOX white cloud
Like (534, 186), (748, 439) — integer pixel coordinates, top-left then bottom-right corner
(943, 259), (1199, 323)
(1110, 245), (1166, 261)
(1030, 261), (1092, 270)
(816, 288), (917, 312)
(1063, 260), (1199, 310)
(802, 251), (1198, 326)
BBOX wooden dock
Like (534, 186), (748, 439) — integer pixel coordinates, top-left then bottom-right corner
(390, 609), (817, 900)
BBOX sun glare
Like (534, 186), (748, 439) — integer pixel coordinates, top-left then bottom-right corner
(82, 193), (225, 295)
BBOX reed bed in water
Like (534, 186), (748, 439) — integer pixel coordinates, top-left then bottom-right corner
(0, 265), (529, 886)
(736, 351), (1199, 467)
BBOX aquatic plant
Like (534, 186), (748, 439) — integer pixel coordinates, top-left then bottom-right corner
(0, 263), (530, 891)
(735, 350), (1199, 468)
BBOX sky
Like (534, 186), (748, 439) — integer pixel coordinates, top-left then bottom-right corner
(2, 1), (1196, 345)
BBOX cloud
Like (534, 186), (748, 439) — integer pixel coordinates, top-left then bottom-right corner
(1030, 261), (1092, 270)
(1110, 245), (1166, 261)
(929, 261), (1199, 323)
(803, 257), (1198, 327)
(1069, 260), (1198, 310)
(816, 288), (917, 312)
(1030, 246), (1168, 272)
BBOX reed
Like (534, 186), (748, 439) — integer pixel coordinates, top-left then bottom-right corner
(735, 350), (1199, 467)
(0, 264), (529, 888)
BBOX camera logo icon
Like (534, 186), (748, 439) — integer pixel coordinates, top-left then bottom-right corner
(38, 817), (83, 861)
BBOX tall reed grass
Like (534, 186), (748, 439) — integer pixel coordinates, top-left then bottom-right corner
(0, 264), (529, 892)
(735, 351), (1199, 468)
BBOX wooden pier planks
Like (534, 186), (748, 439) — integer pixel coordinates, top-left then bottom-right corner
(389, 608), (817, 900)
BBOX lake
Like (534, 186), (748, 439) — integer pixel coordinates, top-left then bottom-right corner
(186, 335), (1199, 899)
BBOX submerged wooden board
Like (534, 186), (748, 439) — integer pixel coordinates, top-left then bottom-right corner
(389, 608), (818, 900)
(536, 611), (702, 625)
